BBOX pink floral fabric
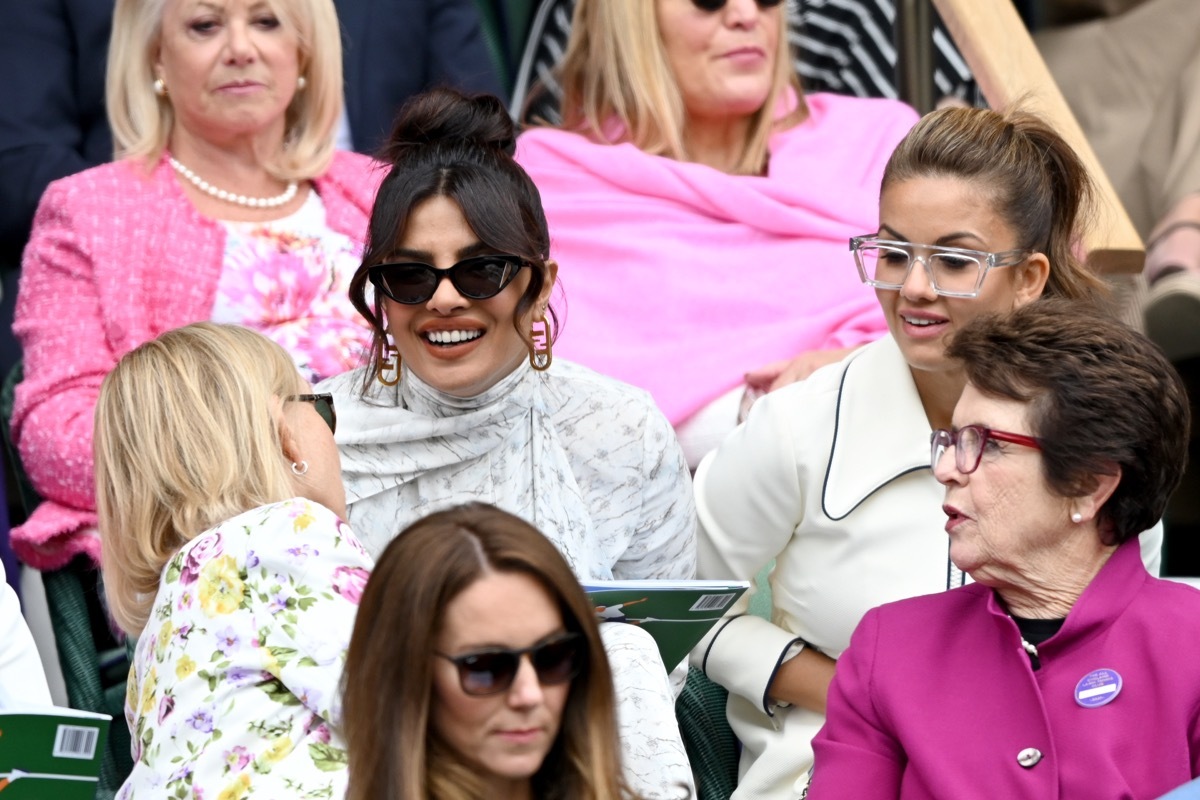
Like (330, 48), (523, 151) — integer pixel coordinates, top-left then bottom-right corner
(12, 151), (382, 571)
(119, 498), (373, 799)
(213, 192), (370, 383)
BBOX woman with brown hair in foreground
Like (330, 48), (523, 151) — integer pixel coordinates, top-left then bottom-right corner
(343, 503), (634, 800)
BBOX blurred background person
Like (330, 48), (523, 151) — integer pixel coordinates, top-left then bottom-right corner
(11, 0), (379, 575)
(0, 557), (51, 706)
(809, 300), (1197, 798)
(1032, 0), (1200, 573)
(0, 0), (501, 267)
(343, 503), (634, 800)
(515, 0), (917, 466)
(690, 106), (1161, 800)
(97, 323), (372, 798)
(323, 87), (696, 797)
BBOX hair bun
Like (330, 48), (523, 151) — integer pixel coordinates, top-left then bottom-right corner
(382, 87), (516, 162)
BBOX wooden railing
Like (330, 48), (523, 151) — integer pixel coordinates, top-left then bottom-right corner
(910, 0), (1146, 277)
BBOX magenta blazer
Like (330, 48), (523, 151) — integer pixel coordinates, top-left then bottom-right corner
(11, 151), (383, 570)
(808, 539), (1200, 799)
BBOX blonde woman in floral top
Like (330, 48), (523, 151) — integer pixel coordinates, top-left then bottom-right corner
(95, 323), (372, 799)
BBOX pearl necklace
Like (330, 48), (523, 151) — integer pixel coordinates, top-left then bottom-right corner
(1020, 638), (1039, 658)
(169, 157), (298, 209)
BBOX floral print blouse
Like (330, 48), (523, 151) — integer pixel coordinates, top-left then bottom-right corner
(212, 191), (372, 384)
(118, 498), (373, 800)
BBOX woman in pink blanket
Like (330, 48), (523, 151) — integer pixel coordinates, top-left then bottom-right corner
(516, 0), (917, 464)
(11, 0), (380, 571)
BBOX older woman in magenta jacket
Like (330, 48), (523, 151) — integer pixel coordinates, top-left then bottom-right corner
(808, 301), (1200, 799)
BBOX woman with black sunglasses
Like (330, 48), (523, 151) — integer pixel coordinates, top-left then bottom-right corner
(95, 322), (372, 798)
(319, 87), (697, 797)
(515, 0), (918, 468)
(343, 503), (633, 800)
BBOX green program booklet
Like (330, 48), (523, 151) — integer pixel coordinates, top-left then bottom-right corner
(584, 579), (751, 670)
(0, 705), (111, 800)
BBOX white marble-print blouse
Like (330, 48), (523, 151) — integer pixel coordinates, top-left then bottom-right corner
(119, 498), (373, 800)
(319, 359), (699, 798)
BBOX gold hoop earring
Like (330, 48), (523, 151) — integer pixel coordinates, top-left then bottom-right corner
(530, 316), (552, 371)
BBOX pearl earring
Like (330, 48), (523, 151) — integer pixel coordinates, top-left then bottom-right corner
(1071, 512), (1083, 524)
(153, 77), (167, 97)
(297, 75), (307, 91)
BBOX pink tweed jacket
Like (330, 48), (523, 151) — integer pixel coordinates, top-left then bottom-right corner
(11, 151), (383, 570)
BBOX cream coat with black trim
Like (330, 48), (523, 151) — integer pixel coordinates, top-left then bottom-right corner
(689, 334), (1163, 800)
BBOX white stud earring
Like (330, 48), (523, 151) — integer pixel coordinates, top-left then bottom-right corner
(1071, 512), (1083, 524)
(153, 77), (167, 97)
(296, 75), (307, 91)
(291, 460), (309, 476)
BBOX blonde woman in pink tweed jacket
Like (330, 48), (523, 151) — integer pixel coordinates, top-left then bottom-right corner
(11, 0), (383, 572)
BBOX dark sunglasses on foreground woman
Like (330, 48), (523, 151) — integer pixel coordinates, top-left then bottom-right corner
(435, 632), (584, 696)
(368, 254), (528, 305)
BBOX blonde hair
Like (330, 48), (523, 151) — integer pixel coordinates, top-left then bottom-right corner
(106, 0), (343, 179)
(555, 0), (803, 175)
(95, 323), (304, 635)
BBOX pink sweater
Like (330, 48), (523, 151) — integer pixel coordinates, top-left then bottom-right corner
(12, 151), (383, 570)
(516, 92), (917, 425)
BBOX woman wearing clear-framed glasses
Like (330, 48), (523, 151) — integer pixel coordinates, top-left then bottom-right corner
(809, 300), (1198, 798)
(319, 87), (696, 797)
(342, 503), (637, 800)
(689, 106), (1165, 800)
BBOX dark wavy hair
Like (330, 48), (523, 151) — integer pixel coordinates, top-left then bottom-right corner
(348, 88), (560, 393)
(947, 299), (1189, 544)
(342, 503), (631, 800)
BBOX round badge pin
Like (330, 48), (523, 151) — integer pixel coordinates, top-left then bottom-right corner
(1074, 668), (1122, 708)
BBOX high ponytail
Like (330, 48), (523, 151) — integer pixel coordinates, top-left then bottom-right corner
(881, 106), (1109, 306)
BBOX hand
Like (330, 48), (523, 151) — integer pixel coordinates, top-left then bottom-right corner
(745, 347), (859, 394)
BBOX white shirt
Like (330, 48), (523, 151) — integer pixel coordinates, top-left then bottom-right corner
(0, 561), (52, 706)
(691, 335), (1163, 800)
(320, 359), (699, 797)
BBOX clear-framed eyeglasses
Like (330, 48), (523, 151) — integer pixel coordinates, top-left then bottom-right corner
(850, 236), (1032, 298)
(930, 425), (1043, 474)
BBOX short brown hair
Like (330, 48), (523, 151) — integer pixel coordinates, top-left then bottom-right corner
(342, 503), (629, 800)
(947, 299), (1189, 544)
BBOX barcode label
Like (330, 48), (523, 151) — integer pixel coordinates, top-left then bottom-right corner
(690, 593), (737, 612)
(53, 725), (99, 760)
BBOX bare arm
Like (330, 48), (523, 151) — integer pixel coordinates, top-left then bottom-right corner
(768, 647), (837, 715)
